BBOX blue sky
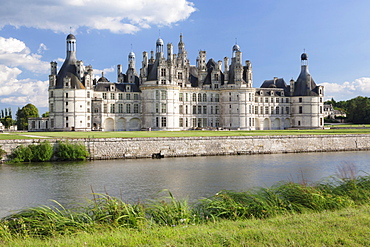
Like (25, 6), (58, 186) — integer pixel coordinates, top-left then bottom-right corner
(1, 0), (370, 115)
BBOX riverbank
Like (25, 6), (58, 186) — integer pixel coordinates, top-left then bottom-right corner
(2, 205), (370, 246)
(1, 134), (370, 160)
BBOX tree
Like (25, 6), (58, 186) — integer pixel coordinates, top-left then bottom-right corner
(16, 104), (39, 130)
(42, 111), (49, 118)
(346, 96), (370, 124)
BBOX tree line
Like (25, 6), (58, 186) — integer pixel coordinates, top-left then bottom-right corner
(325, 96), (370, 124)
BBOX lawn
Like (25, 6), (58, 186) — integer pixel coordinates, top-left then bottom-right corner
(1, 128), (370, 140)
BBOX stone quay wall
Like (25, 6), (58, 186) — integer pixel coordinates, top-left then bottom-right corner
(1, 134), (370, 160)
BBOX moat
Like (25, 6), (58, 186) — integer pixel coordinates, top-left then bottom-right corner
(1, 150), (369, 218)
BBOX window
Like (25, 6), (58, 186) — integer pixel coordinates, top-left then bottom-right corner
(134, 94), (139, 100)
(320, 97), (323, 103)
(255, 106), (258, 114)
(110, 104), (115, 113)
(276, 107), (279, 114)
(161, 79), (166, 85)
(161, 90), (167, 100)
(66, 93), (69, 98)
(286, 107), (289, 114)
(126, 104), (131, 113)
(215, 106), (219, 114)
(214, 84), (219, 89)
(66, 108), (68, 112)
(156, 117), (159, 127)
(198, 106), (202, 114)
(156, 90), (160, 100)
(192, 93), (197, 101)
(215, 94), (219, 102)
(134, 104), (139, 113)
(179, 118), (183, 127)
(203, 106), (207, 114)
(161, 68), (166, 77)
(276, 98), (279, 103)
(185, 93), (188, 101)
(94, 108), (99, 113)
(161, 117), (167, 127)
(110, 93), (115, 100)
(299, 98), (302, 103)
(50, 91), (54, 98)
(118, 104), (123, 113)
(161, 103), (166, 113)
(193, 105), (196, 114)
(265, 97), (268, 103)
(186, 105), (188, 114)
(210, 94), (213, 102)
(198, 93), (202, 102)
(211, 106), (214, 114)
(103, 104), (107, 113)
(50, 103), (54, 113)
(286, 98), (289, 103)
(119, 93), (123, 100)
(102, 93), (106, 99)
(215, 74), (219, 81)
(320, 106), (323, 114)
(156, 103), (159, 113)
(265, 106), (269, 114)
(126, 93), (131, 100)
(299, 106), (303, 114)
(179, 93), (183, 101)
(179, 105), (183, 114)
(203, 93), (207, 102)
(87, 108), (90, 113)
(178, 72), (183, 79)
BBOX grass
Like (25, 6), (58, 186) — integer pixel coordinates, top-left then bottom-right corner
(2, 205), (370, 246)
(2, 128), (370, 140)
(1, 167), (370, 246)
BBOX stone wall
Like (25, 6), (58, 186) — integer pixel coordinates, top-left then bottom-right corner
(1, 134), (370, 161)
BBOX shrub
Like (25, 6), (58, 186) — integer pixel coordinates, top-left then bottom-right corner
(55, 141), (89, 161)
(9, 141), (54, 163)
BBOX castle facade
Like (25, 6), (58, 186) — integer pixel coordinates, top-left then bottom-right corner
(29, 34), (324, 131)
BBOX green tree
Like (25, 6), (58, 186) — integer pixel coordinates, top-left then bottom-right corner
(16, 104), (39, 130)
(42, 111), (49, 117)
(346, 96), (370, 123)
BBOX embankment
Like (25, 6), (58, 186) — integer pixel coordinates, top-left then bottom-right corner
(1, 134), (370, 160)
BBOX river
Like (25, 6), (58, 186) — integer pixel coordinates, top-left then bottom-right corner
(1, 151), (369, 218)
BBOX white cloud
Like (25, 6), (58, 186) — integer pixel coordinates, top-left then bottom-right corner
(322, 77), (370, 101)
(0, 37), (49, 73)
(0, 0), (197, 34)
(37, 43), (48, 54)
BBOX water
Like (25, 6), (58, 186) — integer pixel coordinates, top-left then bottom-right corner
(1, 151), (370, 218)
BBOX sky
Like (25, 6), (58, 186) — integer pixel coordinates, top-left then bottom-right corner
(1, 0), (370, 115)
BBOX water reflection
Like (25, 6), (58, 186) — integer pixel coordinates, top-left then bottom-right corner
(0, 151), (369, 218)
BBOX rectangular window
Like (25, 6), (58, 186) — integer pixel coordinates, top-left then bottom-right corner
(161, 103), (166, 113)
(203, 94), (207, 102)
(320, 106), (323, 114)
(134, 104), (139, 113)
(110, 104), (115, 113)
(161, 117), (167, 127)
(50, 103), (54, 113)
(192, 93), (197, 101)
(103, 104), (107, 113)
(134, 94), (139, 100)
(299, 106), (303, 114)
(210, 106), (214, 114)
(161, 90), (167, 100)
(126, 104), (131, 113)
(156, 117), (159, 127)
(161, 68), (166, 77)
(215, 94), (220, 102)
(126, 93), (131, 100)
(118, 104), (123, 113)
(276, 98), (279, 103)
(179, 118), (183, 127)
(119, 93), (123, 100)
(192, 118), (197, 127)
(255, 106), (258, 114)
(178, 72), (183, 79)
(193, 105), (196, 114)
(155, 90), (160, 100)
(203, 105), (207, 114)
(102, 93), (106, 99)
(110, 93), (115, 100)
(50, 91), (54, 98)
(265, 97), (268, 103)
(66, 93), (69, 98)
(286, 107), (289, 114)
(87, 91), (90, 98)
(179, 105), (183, 114)
(215, 106), (219, 114)
(179, 93), (183, 101)
(156, 103), (159, 113)
(276, 107), (279, 114)
(299, 98), (302, 103)
(198, 105), (202, 114)
(198, 93), (202, 102)
(185, 93), (188, 101)
(286, 98), (289, 103)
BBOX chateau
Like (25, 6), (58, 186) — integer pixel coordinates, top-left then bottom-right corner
(29, 34), (324, 131)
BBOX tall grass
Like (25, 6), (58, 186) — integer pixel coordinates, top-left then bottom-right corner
(1, 171), (370, 239)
